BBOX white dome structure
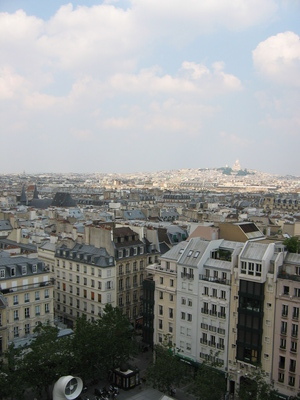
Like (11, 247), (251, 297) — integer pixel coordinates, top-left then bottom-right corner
(52, 376), (83, 400)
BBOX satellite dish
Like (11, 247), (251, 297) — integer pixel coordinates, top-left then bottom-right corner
(53, 376), (83, 400)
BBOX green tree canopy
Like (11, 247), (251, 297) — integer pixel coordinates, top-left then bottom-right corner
(283, 236), (300, 253)
(21, 323), (73, 399)
(146, 342), (188, 394)
(237, 369), (278, 400)
(190, 363), (226, 400)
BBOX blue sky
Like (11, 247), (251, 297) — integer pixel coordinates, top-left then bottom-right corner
(0, 1), (299, 175)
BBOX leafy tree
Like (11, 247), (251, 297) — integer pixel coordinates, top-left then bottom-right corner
(72, 305), (138, 382)
(21, 323), (73, 399)
(189, 352), (226, 400)
(237, 368), (278, 400)
(146, 339), (188, 394)
(283, 236), (300, 253)
(97, 304), (138, 375)
(0, 344), (26, 400)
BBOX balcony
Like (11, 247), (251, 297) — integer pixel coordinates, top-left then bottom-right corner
(199, 274), (230, 286)
(181, 273), (194, 280)
(200, 338), (208, 345)
(292, 314), (299, 321)
(0, 279), (55, 294)
(201, 308), (209, 315)
(281, 330), (287, 336)
(209, 310), (217, 317)
(218, 312), (226, 319)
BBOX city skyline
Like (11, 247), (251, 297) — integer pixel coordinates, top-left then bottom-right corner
(0, 1), (299, 176)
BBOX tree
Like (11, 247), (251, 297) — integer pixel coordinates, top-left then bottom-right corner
(283, 236), (300, 253)
(97, 304), (138, 375)
(189, 352), (226, 400)
(146, 339), (188, 394)
(237, 369), (278, 400)
(21, 323), (73, 399)
(72, 305), (138, 383)
(0, 344), (26, 400)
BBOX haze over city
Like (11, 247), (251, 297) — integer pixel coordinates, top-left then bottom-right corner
(0, 0), (299, 176)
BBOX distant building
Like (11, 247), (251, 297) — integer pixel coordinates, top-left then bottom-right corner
(0, 253), (54, 352)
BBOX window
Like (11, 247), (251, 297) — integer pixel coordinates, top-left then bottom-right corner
(32, 264), (37, 273)
(13, 295), (18, 305)
(282, 304), (288, 317)
(188, 299), (192, 307)
(35, 305), (40, 316)
(204, 287), (209, 296)
(291, 341), (297, 353)
(294, 288), (300, 297)
(160, 277), (164, 284)
(25, 307), (30, 318)
(169, 308), (173, 318)
(283, 286), (289, 295)
(13, 327), (19, 338)
(170, 279), (174, 287)
(169, 294), (173, 301)
(278, 373), (284, 383)
(221, 290), (226, 300)
(76, 275), (80, 284)
(159, 291), (163, 299)
(159, 319), (163, 329)
(45, 289), (49, 298)
(241, 261), (246, 273)
(159, 305), (163, 316)
(14, 310), (19, 320)
(45, 303), (49, 313)
(255, 263), (262, 276)
(293, 307), (299, 320)
(83, 277), (87, 286)
(35, 291), (40, 301)
(279, 356), (285, 369)
(187, 313), (192, 322)
(84, 289), (87, 298)
(212, 289), (217, 298)
(292, 324), (298, 337)
(0, 269), (5, 278)
(181, 312), (186, 320)
(181, 297), (186, 305)
(169, 323), (173, 333)
(280, 338), (286, 349)
(281, 321), (287, 334)
(25, 323), (30, 334)
(22, 265), (27, 275)
(288, 376), (295, 387)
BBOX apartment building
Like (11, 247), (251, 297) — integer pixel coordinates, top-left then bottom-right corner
(227, 241), (284, 397)
(151, 241), (188, 347)
(273, 252), (300, 398)
(196, 240), (243, 369)
(54, 244), (115, 328)
(0, 252), (54, 353)
(175, 238), (243, 368)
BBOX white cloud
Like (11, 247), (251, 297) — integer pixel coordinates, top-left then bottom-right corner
(131, 0), (278, 39)
(0, 67), (27, 99)
(253, 31), (300, 86)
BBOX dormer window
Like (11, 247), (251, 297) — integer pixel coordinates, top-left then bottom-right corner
(140, 246), (144, 255)
(11, 267), (16, 277)
(0, 269), (5, 279)
(32, 264), (37, 273)
(134, 247), (137, 256)
(118, 250), (123, 259)
(22, 265), (27, 275)
(187, 250), (193, 257)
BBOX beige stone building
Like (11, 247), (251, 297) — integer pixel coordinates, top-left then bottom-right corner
(0, 253), (54, 353)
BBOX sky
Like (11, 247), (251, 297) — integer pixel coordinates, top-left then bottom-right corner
(0, 0), (299, 175)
